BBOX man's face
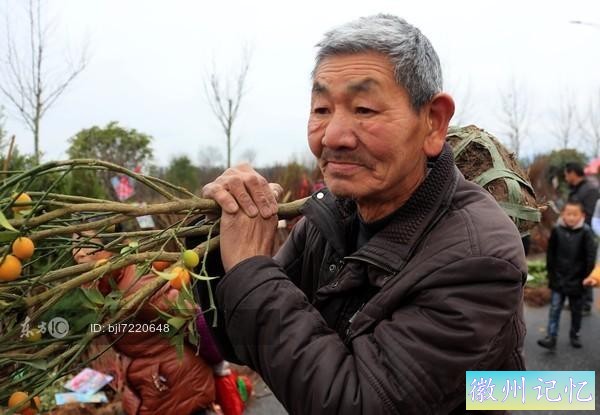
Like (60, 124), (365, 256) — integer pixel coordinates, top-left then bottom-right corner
(564, 170), (578, 186)
(308, 52), (431, 207)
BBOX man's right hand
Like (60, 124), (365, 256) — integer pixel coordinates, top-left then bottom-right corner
(201, 163), (282, 219)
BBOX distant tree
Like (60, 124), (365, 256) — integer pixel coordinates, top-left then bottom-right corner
(448, 78), (476, 126)
(67, 121), (154, 199)
(203, 48), (251, 168)
(0, 106), (6, 148)
(198, 145), (224, 169)
(0, 111), (35, 177)
(0, 0), (88, 164)
(579, 89), (600, 157)
(551, 90), (577, 150)
(237, 148), (257, 165)
(499, 78), (530, 157)
(165, 155), (199, 193)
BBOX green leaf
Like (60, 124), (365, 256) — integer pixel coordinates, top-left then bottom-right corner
(120, 241), (139, 255)
(167, 316), (186, 331)
(104, 297), (120, 315)
(153, 269), (176, 281)
(81, 287), (105, 306)
(15, 359), (48, 370)
(169, 332), (185, 360)
(187, 321), (199, 346)
(0, 210), (17, 231)
(0, 230), (18, 243)
(151, 305), (175, 321)
(189, 270), (219, 281)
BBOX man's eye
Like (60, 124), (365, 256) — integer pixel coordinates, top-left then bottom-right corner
(356, 107), (375, 115)
(313, 107), (329, 115)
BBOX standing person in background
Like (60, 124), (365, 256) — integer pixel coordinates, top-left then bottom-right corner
(564, 162), (599, 314)
(538, 200), (597, 350)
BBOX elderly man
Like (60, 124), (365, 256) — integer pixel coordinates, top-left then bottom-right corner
(200, 14), (526, 415)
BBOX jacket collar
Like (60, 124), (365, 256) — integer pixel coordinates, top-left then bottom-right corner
(557, 216), (585, 230)
(301, 143), (459, 272)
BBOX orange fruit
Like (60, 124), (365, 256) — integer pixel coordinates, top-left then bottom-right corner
(152, 260), (172, 271)
(11, 193), (32, 213)
(0, 254), (22, 281)
(169, 266), (190, 289)
(12, 237), (35, 260)
(182, 250), (200, 269)
(8, 391), (30, 410)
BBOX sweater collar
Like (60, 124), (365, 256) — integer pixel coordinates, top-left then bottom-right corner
(558, 216), (585, 230)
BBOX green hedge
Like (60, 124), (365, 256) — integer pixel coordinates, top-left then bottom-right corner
(526, 260), (548, 288)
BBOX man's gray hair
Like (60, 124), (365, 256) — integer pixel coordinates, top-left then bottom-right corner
(313, 14), (443, 110)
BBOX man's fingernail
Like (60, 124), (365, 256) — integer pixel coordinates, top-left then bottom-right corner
(248, 205), (258, 216)
(226, 203), (238, 212)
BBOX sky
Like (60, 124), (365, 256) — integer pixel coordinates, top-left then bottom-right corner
(0, 0), (599, 168)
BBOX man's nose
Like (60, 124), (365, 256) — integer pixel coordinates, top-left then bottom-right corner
(322, 111), (358, 150)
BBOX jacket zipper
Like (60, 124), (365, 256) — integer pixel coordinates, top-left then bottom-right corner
(344, 302), (366, 344)
(340, 256), (393, 344)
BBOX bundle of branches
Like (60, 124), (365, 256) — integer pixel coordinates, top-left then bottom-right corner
(0, 159), (304, 413)
(447, 125), (541, 233)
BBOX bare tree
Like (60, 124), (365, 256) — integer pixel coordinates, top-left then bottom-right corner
(198, 145), (224, 168)
(447, 78), (476, 126)
(203, 48), (251, 168)
(0, 0), (88, 164)
(237, 147), (257, 165)
(499, 78), (530, 157)
(551, 90), (577, 150)
(579, 89), (600, 157)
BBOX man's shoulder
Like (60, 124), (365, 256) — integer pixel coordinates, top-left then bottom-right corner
(449, 177), (520, 233)
(576, 179), (599, 195)
(428, 176), (525, 267)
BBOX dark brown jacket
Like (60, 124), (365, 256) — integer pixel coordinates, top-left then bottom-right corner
(209, 144), (527, 415)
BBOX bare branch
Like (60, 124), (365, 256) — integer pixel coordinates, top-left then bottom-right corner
(550, 89), (576, 150)
(202, 48), (252, 168)
(499, 78), (530, 157)
(579, 89), (600, 157)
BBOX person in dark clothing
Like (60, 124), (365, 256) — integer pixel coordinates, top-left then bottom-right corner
(565, 162), (599, 224)
(538, 201), (597, 350)
(199, 14), (526, 415)
(564, 162), (599, 313)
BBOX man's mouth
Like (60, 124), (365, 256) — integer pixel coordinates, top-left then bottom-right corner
(322, 160), (364, 175)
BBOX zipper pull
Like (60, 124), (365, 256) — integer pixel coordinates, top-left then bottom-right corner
(345, 302), (365, 342)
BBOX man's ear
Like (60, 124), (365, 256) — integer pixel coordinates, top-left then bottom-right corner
(422, 93), (455, 158)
